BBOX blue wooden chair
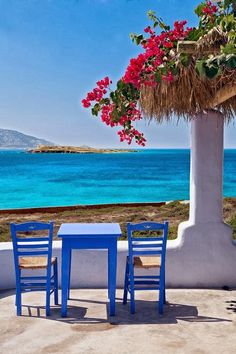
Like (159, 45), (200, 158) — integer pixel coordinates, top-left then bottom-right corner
(10, 221), (58, 316)
(123, 221), (168, 314)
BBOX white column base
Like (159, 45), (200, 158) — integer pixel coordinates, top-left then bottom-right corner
(174, 220), (234, 287)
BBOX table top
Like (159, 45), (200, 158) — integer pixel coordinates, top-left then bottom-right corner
(57, 223), (122, 238)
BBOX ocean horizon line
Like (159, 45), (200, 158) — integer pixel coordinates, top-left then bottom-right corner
(1, 147), (236, 151)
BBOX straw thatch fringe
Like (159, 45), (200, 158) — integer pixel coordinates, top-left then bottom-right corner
(140, 64), (236, 122)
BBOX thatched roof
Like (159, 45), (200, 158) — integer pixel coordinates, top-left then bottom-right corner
(140, 67), (236, 121)
(140, 29), (236, 121)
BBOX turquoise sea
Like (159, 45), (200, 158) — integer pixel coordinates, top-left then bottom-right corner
(0, 149), (236, 210)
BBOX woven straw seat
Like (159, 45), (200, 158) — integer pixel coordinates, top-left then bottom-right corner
(133, 256), (161, 269)
(19, 256), (57, 270)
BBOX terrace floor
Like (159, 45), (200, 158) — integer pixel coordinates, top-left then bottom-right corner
(0, 289), (236, 354)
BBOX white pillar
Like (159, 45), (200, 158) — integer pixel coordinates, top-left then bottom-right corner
(189, 110), (223, 224)
(173, 110), (235, 287)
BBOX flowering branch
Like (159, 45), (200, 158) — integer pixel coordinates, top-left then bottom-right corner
(82, 0), (236, 146)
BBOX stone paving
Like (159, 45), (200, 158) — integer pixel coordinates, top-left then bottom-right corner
(0, 289), (236, 354)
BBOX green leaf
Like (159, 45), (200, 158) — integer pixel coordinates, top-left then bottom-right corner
(205, 64), (220, 79)
(117, 80), (126, 90)
(186, 27), (203, 41)
(126, 120), (132, 130)
(154, 71), (162, 83)
(130, 33), (135, 42)
(180, 53), (192, 67)
(136, 34), (144, 45)
(153, 21), (159, 28)
(158, 65), (167, 76)
(159, 21), (170, 31)
(221, 14), (235, 32)
(170, 65), (179, 76)
(222, 42), (236, 54)
(194, 3), (205, 17)
(110, 91), (119, 104)
(147, 11), (169, 31)
(225, 54), (236, 69)
(111, 109), (120, 123)
(147, 10), (157, 22)
(120, 104), (128, 116)
(100, 98), (110, 105)
(129, 33), (144, 46)
(195, 60), (206, 77)
(91, 103), (100, 116)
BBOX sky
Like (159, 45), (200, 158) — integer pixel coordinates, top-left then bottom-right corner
(0, 0), (235, 148)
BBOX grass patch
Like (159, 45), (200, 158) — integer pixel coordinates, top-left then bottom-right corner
(159, 201), (189, 218)
(0, 198), (235, 242)
(227, 215), (236, 239)
(0, 224), (11, 242)
(168, 225), (178, 240)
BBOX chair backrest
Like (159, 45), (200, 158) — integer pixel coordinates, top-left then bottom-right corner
(10, 221), (54, 270)
(127, 221), (168, 266)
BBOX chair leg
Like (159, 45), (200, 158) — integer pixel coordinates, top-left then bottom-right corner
(163, 271), (166, 304)
(15, 274), (22, 316)
(159, 286), (164, 315)
(46, 267), (51, 316)
(54, 260), (58, 306)
(159, 272), (165, 315)
(123, 258), (129, 305)
(163, 288), (166, 305)
(129, 263), (135, 314)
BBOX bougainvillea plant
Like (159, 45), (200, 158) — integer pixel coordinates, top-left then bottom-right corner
(82, 0), (236, 146)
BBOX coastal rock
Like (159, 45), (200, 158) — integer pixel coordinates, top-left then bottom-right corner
(29, 145), (137, 154)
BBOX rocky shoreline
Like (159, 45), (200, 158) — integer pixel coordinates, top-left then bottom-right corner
(29, 145), (137, 154)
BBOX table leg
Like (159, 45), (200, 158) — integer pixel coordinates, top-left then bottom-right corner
(108, 240), (117, 316)
(61, 241), (70, 317)
(108, 249), (110, 299)
(68, 249), (72, 299)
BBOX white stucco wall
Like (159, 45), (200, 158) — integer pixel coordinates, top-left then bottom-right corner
(1, 238), (236, 290)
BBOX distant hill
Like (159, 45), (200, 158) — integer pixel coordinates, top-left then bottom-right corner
(0, 129), (54, 148)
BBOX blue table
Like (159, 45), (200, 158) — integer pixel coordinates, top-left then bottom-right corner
(57, 223), (122, 317)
